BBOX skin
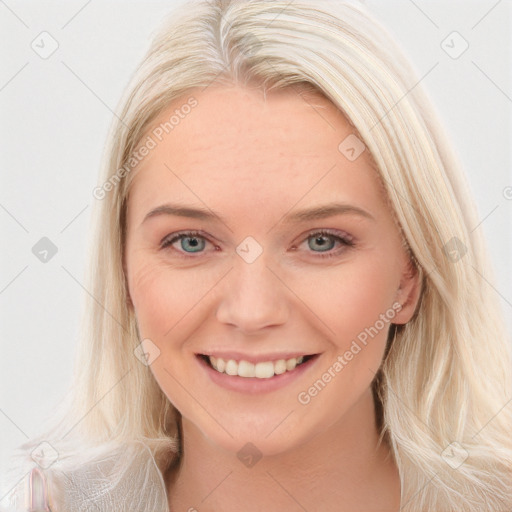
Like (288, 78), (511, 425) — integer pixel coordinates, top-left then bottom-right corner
(124, 84), (421, 512)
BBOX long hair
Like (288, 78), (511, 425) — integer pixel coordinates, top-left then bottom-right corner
(3, 1), (511, 511)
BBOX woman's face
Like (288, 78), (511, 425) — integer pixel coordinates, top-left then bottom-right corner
(124, 85), (419, 456)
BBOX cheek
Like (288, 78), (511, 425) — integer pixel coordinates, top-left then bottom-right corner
(290, 254), (399, 366)
(291, 259), (398, 427)
(127, 254), (222, 343)
(307, 262), (396, 325)
(127, 260), (202, 405)
(128, 258), (190, 339)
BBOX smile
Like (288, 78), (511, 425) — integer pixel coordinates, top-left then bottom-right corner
(206, 355), (309, 378)
(196, 353), (320, 394)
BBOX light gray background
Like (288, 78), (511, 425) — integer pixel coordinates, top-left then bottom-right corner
(1, 0), (511, 482)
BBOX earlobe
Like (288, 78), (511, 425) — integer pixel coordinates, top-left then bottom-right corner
(393, 259), (422, 325)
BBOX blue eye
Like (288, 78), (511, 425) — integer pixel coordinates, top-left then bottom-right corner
(303, 230), (355, 258)
(160, 229), (355, 259)
(161, 231), (209, 254)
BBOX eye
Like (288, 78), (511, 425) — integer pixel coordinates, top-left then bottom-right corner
(160, 230), (213, 256)
(160, 229), (355, 259)
(298, 229), (355, 259)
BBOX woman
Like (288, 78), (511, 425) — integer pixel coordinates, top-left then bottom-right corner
(2, 0), (511, 510)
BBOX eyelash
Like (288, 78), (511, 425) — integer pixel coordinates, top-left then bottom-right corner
(160, 229), (355, 260)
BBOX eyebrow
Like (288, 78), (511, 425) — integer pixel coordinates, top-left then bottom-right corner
(141, 201), (375, 226)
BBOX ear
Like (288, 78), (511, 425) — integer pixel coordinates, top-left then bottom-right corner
(392, 256), (422, 325)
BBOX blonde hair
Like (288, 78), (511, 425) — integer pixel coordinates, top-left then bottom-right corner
(3, 1), (511, 510)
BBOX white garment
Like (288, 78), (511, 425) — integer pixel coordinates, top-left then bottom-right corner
(0, 441), (169, 512)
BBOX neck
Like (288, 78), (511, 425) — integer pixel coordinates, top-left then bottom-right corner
(166, 388), (401, 512)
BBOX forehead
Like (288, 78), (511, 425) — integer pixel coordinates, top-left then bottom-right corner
(127, 84), (383, 222)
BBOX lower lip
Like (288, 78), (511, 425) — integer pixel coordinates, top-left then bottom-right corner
(196, 354), (320, 394)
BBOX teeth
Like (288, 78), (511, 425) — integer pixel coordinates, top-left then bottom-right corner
(208, 355), (306, 378)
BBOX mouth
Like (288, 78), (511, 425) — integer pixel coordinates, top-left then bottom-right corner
(197, 353), (317, 379)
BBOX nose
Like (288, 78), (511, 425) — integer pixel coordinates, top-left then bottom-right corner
(215, 254), (289, 333)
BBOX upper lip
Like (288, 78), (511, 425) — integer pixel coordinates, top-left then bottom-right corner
(197, 352), (317, 364)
